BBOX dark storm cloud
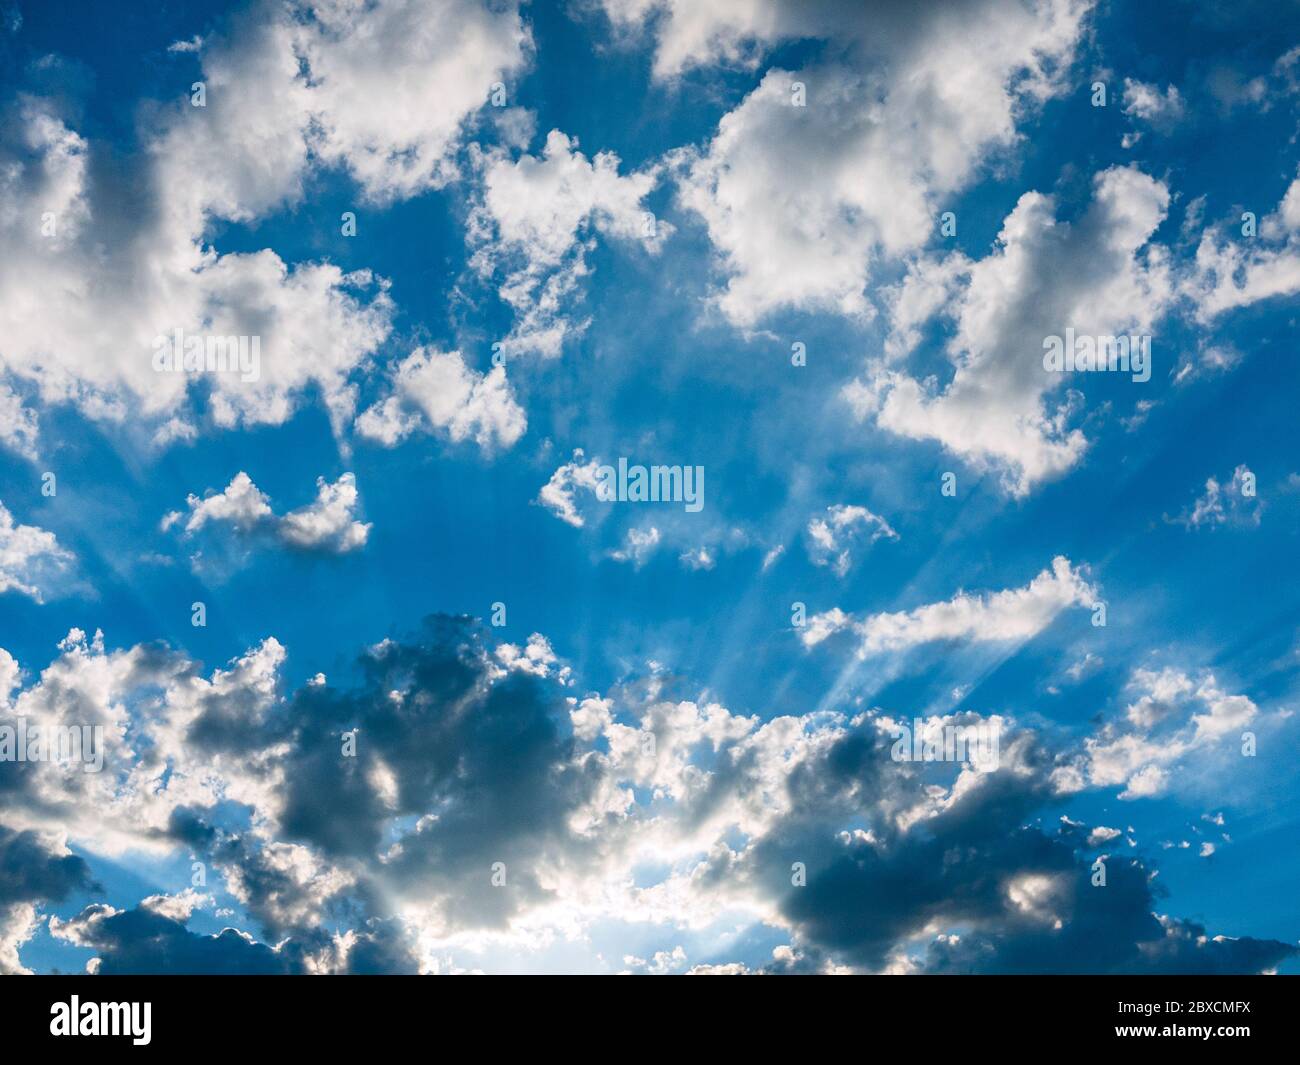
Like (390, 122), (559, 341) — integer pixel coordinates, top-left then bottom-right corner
(10, 618), (1293, 975)
(160, 617), (607, 956)
(0, 823), (97, 905)
(62, 901), (426, 975)
(921, 852), (1298, 974)
(60, 903), (303, 975)
(332, 917), (422, 975)
(711, 723), (1295, 974)
(761, 730), (1063, 967)
(269, 616), (604, 926)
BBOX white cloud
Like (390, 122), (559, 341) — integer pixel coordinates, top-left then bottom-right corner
(1066, 652), (1103, 682)
(1125, 667), (1194, 728)
(0, 75), (390, 446)
(537, 449), (604, 527)
(569, 695), (614, 743)
(1168, 465), (1262, 529)
(0, 629), (286, 853)
(1122, 79), (1185, 126)
(805, 504), (898, 577)
(1183, 170), (1300, 320)
(356, 348), (526, 451)
(166, 471), (370, 554)
(0, 385), (39, 461)
(279, 474), (372, 552)
(803, 556), (1096, 656)
(167, 472), (274, 535)
(678, 546), (715, 571)
(0, 902), (39, 975)
(469, 130), (669, 358)
(609, 526), (662, 566)
(0, 500), (75, 602)
(0, 620), (1285, 974)
(0, 1), (532, 447)
(1087, 826), (1122, 847)
(139, 889), (212, 921)
(1172, 341), (1243, 386)
(624, 945), (687, 973)
(600, 0), (1086, 88)
(596, 0), (805, 81)
(848, 165), (1172, 495)
(1072, 668), (1260, 800)
(495, 633), (567, 681)
(880, 254), (970, 363)
(299, 0), (531, 203)
(669, 0), (1091, 327)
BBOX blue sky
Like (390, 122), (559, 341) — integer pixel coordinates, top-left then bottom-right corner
(1, 0), (1299, 975)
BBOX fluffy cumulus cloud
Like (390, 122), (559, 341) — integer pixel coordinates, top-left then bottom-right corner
(1, 619), (1291, 975)
(665, 0), (1091, 327)
(1055, 667), (1265, 800)
(0, 63), (384, 452)
(3, 0), (1299, 981)
(297, 0), (531, 203)
(163, 471), (371, 556)
(0, 500), (75, 602)
(1183, 169), (1300, 321)
(847, 165), (1173, 495)
(595, 0), (811, 81)
(0, 0), (533, 455)
(355, 348), (525, 451)
(468, 129), (671, 358)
